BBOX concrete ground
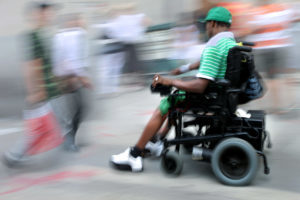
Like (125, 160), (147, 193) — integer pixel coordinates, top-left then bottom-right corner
(1, 0), (300, 199)
(0, 83), (300, 200)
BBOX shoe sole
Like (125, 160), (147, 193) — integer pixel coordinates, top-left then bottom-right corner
(110, 161), (143, 172)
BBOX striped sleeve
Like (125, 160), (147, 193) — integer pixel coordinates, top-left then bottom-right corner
(196, 47), (222, 80)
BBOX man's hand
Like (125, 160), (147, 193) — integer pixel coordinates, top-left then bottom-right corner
(152, 74), (173, 87)
(79, 76), (93, 89)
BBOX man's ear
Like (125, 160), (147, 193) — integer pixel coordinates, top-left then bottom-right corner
(211, 21), (216, 28)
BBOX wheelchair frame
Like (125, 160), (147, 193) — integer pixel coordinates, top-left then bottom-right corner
(151, 44), (271, 186)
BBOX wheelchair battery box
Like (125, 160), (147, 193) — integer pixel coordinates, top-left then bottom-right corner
(244, 110), (265, 128)
(228, 110), (265, 129)
(227, 110), (265, 150)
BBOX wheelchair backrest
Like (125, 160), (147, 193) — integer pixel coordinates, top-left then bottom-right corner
(224, 45), (256, 112)
(225, 45), (254, 88)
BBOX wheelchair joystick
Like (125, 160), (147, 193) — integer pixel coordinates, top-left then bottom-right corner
(150, 84), (172, 96)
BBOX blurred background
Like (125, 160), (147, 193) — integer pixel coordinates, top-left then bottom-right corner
(1, 0), (300, 199)
(1, 0), (300, 118)
(0, 0), (203, 118)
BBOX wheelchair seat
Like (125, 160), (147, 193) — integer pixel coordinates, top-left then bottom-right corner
(183, 45), (255, 115)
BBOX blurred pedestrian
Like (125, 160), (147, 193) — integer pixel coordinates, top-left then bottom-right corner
(194, 0), (218, 42)
(52, 14), (92, 152)
(3, 2), (65, 166)
(95, 3), (149, 95)
(170, 12), (205, 63)
(218, 0), (253, 41)
(245, 0), (294, 113)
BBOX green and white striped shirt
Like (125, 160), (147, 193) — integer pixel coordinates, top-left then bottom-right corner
(196, 32), (236, 81)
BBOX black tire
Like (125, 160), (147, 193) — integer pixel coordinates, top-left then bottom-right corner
(161, 151), (183, 176)
(211, 138), (258, 186)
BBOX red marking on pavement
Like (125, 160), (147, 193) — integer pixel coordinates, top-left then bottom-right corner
(286, 119), (300, 124)
(96, 125), (109, 130)
(0, 170), (99, 196)
(137, 110), (155, 116)
(98, 132), (115, 137)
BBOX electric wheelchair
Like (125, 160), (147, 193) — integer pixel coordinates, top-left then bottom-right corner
(151, 43), (271, 186)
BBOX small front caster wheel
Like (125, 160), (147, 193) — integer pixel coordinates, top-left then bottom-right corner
(161, 151), (183, 176)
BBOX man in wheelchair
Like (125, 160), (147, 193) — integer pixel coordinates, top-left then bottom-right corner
(111, 8), (269, 185)
(111, 7), (240, 171)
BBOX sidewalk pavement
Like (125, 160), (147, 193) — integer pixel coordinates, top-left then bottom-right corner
(0, 84), (299, 200)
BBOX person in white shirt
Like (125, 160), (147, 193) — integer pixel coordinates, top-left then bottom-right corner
(95, 4), (149, 95)
(52, 13), (92, 152)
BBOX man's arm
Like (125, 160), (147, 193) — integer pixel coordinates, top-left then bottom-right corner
(188, 61), (201, 71)
(52, 34), (62, 76)
(171, 78), (209, 93)
(153, 74), (209, 94)
(24, 59), (47, 104)
(171, 61), (200, 75)
(23, 32), (48, 104)
(76, 31), (93, 89)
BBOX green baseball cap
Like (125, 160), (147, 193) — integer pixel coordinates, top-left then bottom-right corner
(203, 7), (232, 24)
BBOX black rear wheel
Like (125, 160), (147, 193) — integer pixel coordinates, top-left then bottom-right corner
(211, 138), (258, 186)
(219, 146), (249, 180)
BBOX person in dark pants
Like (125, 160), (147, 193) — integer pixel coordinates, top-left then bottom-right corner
(52, 14), (92, 152)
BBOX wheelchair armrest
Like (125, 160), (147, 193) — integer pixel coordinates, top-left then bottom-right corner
(238, 41), (255, 46)
(227, 89), (242, 93)
(215, 79), (231, 87)
(150, 84), (172, 96)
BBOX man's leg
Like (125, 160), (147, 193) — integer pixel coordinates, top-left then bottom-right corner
(49, 95), (76, 152)
(110, 108), (167, 172)
(110, 95), (178, 172)
(157, 120), (171, 139)
(63, 91), (82, 152)
(135, 109), (166, 150)
(140, 112), (171, 157)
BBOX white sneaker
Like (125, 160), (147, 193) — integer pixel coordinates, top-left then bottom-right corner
(145, 141), (164, 157)
(110, 148), (143, 172)
(2, 152), (28, 168)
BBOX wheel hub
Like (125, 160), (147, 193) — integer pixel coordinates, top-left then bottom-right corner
(219, 147), (250, 180)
